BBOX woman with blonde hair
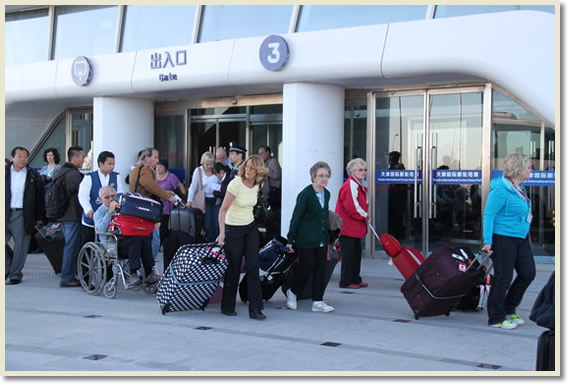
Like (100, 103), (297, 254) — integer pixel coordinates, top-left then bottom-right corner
(186, 151), (216, 241)
(216, 155), (268, 320)
(482, 153), (536, 330)
(335, 158), (369, 289)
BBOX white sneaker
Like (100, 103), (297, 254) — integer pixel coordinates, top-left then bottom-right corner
(489, 320), (518, 330)
(286, 289), (297, 310)
(312, 301), (334, 313)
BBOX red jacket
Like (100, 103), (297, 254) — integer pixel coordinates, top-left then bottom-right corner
(335, 175), (369, 238)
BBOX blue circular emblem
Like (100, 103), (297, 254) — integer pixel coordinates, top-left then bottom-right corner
(259, 35), (289, 71)
(71, 56), (93, 86)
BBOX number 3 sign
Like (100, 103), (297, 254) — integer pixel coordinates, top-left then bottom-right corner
(259, 35), (289, 71)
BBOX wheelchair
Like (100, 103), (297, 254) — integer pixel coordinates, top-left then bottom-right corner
(77, 232), (158, 299)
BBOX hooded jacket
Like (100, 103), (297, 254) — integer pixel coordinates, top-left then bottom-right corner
(335, 175), (369, 238)
(482, 176), (531, 244)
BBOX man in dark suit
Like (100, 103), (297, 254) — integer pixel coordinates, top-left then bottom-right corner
(5, 146), (45, 284)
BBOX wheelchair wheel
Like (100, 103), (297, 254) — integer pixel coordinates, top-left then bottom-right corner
(77, 242), (108, 296)
(103, 280), (117, 299)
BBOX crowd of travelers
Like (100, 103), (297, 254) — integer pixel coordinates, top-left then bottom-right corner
(6, 144), (537, 328)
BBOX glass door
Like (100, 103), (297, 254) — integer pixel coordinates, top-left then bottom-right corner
(374, 88), (484, 256)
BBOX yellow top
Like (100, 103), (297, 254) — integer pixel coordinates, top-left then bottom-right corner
(225, 177), (259, 226)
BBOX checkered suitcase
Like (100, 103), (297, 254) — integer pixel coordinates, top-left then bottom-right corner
(156, 243), (228, 315)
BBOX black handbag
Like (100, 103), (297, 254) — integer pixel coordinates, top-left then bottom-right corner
(253, 186), (270, 225)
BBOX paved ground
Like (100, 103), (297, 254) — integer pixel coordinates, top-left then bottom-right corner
(3, 249), (557, 376)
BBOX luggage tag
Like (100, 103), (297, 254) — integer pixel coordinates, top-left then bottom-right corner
(526, 212), (533, 223)
(458, 263), (467, 272)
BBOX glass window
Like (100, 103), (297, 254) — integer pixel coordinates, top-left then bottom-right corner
(344, 106), (367, 170)
(6, 9), (49, 66)
(434, 5), (554, 19)
(297, 5), (427, 32)
(121, 5), (196, 52)
(492, 90), (555, 256)
(29, 116), (67, 169)
(70, 110), (93, 169)
(198, 5), (293, 43)
(155, 115), (186, 175)
(53, 5), (118, 59)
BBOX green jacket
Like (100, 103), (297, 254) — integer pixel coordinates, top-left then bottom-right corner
(287, 185), (330, 248)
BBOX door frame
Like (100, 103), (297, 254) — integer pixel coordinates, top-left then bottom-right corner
(367, 84), (492, 256)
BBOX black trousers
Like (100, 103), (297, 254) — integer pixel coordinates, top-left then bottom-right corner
(487, 234), (536, 325)
(118, 235), (154, 277)
(81, 225), (95, 247)
(221, 222), (263, 312)
(290, 246), (327, 302)
(339, 235), (363, 287)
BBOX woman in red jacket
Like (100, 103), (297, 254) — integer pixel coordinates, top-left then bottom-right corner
(335, 158), (369, 289)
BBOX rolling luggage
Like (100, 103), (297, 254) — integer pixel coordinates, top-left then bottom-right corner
(117, 192), (162, 222)
(281, 240), (342, 301)
(369, 225), (424, 280)
(108, 214), (155, 237)
(34, 224), (64, 274)
(239, 236), (296, 302)
(400, 246), (488, 320)
(536, 330), (555, 371)
(156, 243), (228, 314)
(169, 207), (204, 242)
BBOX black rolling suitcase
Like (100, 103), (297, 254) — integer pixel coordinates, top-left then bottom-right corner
(156, 243), (228, 314)
(169, 207), (204, 242)
(400, 246), (488, 320)
(239, 236), (295, 302)
(536, 330), (555, 371)
(281, 240), (342, 300)
(34, 224), (64, 274)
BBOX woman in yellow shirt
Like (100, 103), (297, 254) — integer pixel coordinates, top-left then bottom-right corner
(216, 155), (268, 320)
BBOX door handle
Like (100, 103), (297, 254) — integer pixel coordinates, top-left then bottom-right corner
(414, 134), (423, 219)
(430, 133), (438, 219)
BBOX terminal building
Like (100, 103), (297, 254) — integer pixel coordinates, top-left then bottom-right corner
(5, 4), (556, 258)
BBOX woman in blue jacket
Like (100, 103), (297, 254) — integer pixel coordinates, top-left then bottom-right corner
(482, 153), (536, 330)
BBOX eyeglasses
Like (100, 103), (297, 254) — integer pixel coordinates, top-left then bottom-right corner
(316, 174), (330, 179)
(357, 168), (368, 172)
(102, 194), (117, 200)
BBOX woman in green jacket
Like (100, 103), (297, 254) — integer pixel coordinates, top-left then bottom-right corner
(286, 161), (334, 313)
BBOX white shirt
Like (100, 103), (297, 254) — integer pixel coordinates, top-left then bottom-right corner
(188, 166), (216, 201)
(10, 165), (27, 209)
(79, 170), (123, 226)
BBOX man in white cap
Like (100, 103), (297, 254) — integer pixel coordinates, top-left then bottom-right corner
(218, 142), (246, 200)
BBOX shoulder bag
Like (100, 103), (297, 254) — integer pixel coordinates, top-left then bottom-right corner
(192, 167), (207, 214)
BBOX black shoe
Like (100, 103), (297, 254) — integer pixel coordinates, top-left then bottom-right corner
(60, 279), (80, 288)
(249, 310), (266, 320)
(6, 279), (21, 285)
(221, 309), (237, 316)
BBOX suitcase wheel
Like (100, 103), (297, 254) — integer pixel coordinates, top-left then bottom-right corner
(413, 309), (422, 320)
(161, 303), (170, 315)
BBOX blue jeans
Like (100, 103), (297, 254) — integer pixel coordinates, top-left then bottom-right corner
(151, 228), (160, 260)
(61, 221), (81, 282)
(204, 197), (219, 242)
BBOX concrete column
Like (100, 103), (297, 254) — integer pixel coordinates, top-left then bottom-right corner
(281, 83), (345, 237)
(92, 97), (154, 183)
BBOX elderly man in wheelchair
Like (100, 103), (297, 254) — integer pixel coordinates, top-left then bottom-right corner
(77, 185), (161, 298)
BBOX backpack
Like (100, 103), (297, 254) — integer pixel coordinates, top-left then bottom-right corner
(45, 171), (70, 219)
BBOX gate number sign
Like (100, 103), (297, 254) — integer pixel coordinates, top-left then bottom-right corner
(259, 35), (289, 71)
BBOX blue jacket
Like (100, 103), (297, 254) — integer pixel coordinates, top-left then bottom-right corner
(482, 176), (531, 244)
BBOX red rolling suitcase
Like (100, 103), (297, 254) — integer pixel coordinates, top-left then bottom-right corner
(109, 214), (155, 237)
(368, 225), (424, 280)
(400, 246), (488, 319)
(117, 192), (162, 222)
(392, 246), (425, 280)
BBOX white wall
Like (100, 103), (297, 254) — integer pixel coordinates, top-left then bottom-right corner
(92, 97), (154, 185)
(281, 83), (345, 237)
